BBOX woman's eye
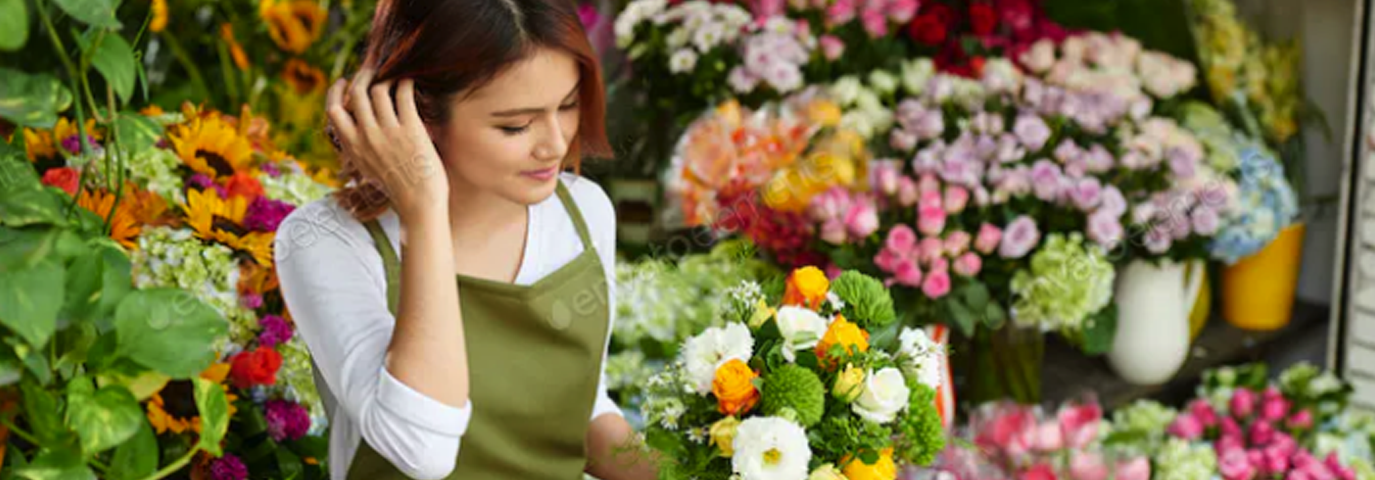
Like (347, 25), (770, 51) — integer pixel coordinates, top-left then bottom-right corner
(499, 124), (530, 135)
(559, 102), (579, 111)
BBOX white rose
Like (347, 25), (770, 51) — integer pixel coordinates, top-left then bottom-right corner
(868, 70), (899, 95)
(900, 58), (935, 95)
(682, 322), (754, 394)
(666, 27), (690, 49)
(830, 76), (863, 106)
(775, 306), (828, 362)
(852, 367), (910, 424)
(981, 58), (1023, 94)
(898, 328), (944, 389)
(1020, 39), (1057, 73)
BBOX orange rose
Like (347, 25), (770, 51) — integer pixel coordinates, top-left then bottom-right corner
(225, 171), (264, 200)
(842, 447), (897, 480)
(816, 315), (869, 366)
(712, 359), (760, 415)
(783, 266), (830, 310)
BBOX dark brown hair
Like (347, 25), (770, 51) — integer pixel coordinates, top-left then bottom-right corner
(334, 0), (613, 221)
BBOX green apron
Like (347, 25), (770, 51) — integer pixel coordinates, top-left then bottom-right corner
(343, 182), (609, 479)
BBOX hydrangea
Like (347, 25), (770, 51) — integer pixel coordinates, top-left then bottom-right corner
(1109, 400), (1179, 456)
(276, 336), (325, 432)
(1153, 438), (1218, 480)
(1010, 233), (1115, 333)
(131, 227), (257, 344)
(1209, 143), (1298, 263)
(124, 147), (186, 204)
(259, 161), (333, 207)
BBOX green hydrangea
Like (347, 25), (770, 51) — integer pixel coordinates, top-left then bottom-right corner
(1010, 233), (1114, 334)
(760, 365), (825, 427)
(125, 147), (185, 205)
(1109, 400), (1178, 456)
(1153, 438), (1217, 480)
(1179, 101), (1242, 173)
(895, 384), (945, 467)
(131, 226), (257, 344)
(277, 336), (325, 433)
(261, 164), (333, 206)
(830, 271), (895, 328)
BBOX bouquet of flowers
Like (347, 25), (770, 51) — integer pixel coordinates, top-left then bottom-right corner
(640, 267), (947, 480)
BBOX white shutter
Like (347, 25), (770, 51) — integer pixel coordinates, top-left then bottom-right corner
(1334, 0), (1375, 411)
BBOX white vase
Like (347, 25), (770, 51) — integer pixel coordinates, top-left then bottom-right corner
(1107, 260), (1205, 385)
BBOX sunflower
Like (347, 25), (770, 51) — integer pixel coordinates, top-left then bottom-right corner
(283, 59), (326, 95)
(168, 115), (255, 180)
(146, 363), (238, 435)
(23, 129), (56, 162)
(149, 0), (168, 32)
(123, 183), (173, 227)
(219, 24), (250, 70)
(53, 117), (104, 143)
(259, 0), (326, 54)
(77, 189), (142, 250)
(181, 188), (276, 266)
(139, 105), (165, 116)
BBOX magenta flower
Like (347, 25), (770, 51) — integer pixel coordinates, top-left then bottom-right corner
(1232, 387), (1258, 419)
(917, 197), (946, 236)
(1250, 420), (1277, 447)
(1218, 448), (1257, 480)
(1057, 401), (1102, 449)
(886, 224), (918, 253)
(1261, 387), (1290, 422)
(261, 162), (283, 178)
(826, 0), (857, 25)
(245, 196), (296, 232)
(998, 215), (1040, 259)
(1326, 453), (1358, 480)
(892, 259), (923, 287)
(577, 3), (601, 31)
(1221, 416), (1244, 439)
(1287, 409), (1315, 430)
(1189, 399), (1220, 428)
(210, 454), (248, 480)
(1167, 412), (1204, 440)
(820, 34), (846, 60)
(258, 314), (294, 348)
(240, 293), (264, 310)
(265, 399), (311, 442)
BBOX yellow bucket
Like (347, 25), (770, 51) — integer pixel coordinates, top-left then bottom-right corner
(1222, 223), (1306, 331)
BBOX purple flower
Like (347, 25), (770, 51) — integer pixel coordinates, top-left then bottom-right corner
(244, 196), (296, 233)
(578, 3), (601, 31)
(1053, 139), (1082, 164)
(265, 399), (312, 442)
(1167, 212), (1192, 240)
(890, 129), (918, 152)
(1087, 210), (1124, 250)
(999, 215), (1040, 259)
(1099, 186), (1127, 217)
(996, 134), (1025, 164)
(1168, 147), (1198, 179)
(261, 162), (283, 178)
(912, 109), (944, 140)
(1144, 226), (1172, 254)
(1030, 160), (1062, 201)
(240, 293), (264, 310)
(1191, 206), (1220, 236)
(911, 145), (943, 175)
(188, 173), (218, 190)
(1014, 115), (1051, 151)
(1085, 144), (1114, 173)
(210, 454), (248, 480)
(1070, 178), (1103, 211)
(258, 314), (294, 348)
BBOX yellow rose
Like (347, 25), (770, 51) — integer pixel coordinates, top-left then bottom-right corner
(749, 300), (777, 329)
(842, 448), (897, 480)
(761, 169), (810, 212)
(807, 100), (843, 127)
(833, 364), (866, 403)
(709, 416), (742, 457)
(809, 463), (850, 480)
(816, 315), (869, 366)
(712, 359), (760, 415)
(784, 266), (830, 309)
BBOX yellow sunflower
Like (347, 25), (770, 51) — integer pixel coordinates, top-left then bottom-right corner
(219, 24), (250, 70)
(54, 117), (104, 143)
(283, 59), (326, 95)
(259, 0), (326, 54)
(180, 188), (276, 267)
(150, 0), (168, 32)
(77, 189), (142, 250)
(146, 363), (238, 435)
(168, 115), (255, 180)
(23, 129), (56, 162)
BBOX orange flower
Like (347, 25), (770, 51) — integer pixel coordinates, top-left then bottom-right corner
(41, 167), (80, 196)
(712, 359), (760, 415)
(140, 105), (166, 116)
(842, 448), (897, 480)
(283, 59), (326, 95)
(259, 0), (326, 54)
(219, 24), (250, 70)
(225, 171), (264, 199)
(816, 315), (869, 366)
(77, 189), (142, 250)
(23, 129), (56, 162)
(149, 0), (168, 32)
(783, 266), (830, 309)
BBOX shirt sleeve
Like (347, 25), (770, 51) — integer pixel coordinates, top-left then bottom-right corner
(275, 204), (471, 480)
(570, 178), (625, 422)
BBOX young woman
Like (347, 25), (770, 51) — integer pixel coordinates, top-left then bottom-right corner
(273, 0), (656, 478)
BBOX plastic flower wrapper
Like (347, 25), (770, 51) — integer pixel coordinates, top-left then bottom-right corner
(641, 267), (945, 480)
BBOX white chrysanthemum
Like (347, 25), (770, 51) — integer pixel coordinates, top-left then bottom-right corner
(669, 49), (699, 74)
(682, 322), (754, 394)
(852, 367), (911, 424)
(898, 327), (944, 390)
(775, 306), (828, 362)
(830, 76), (862, 106)
(868, 70), (899, 95)
(732, 417), (812, 480)
(900, 58), (935, 96)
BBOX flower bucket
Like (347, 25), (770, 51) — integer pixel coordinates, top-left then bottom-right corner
(962, 325), (1044, 405)
(1108, 260), (1205, 385)
(1222, 223), (1306, 331)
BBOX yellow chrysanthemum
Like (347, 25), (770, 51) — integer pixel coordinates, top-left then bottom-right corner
(219, 24), (250, 70)
(77, 189), (142, 250)
(169, 115), (255, 180)
(150, 0), (168, 32)
(180, 188), (276, 266)
(259, 0), (327, 54)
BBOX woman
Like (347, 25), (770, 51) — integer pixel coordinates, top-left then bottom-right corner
(273, 0), (656, 478)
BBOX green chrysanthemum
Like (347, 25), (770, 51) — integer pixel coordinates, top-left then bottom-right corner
(895, 383), (945, 467)
(760, 365), (826, 427)
(830, 271), (895, 328)
(1010, 233), (1114, 334)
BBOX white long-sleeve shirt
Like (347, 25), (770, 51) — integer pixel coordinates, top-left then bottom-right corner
(274, 174), (622, 480)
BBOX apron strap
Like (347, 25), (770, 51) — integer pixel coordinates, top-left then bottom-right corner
(553, 181), (594, 248)
(363, 219), (401, 316)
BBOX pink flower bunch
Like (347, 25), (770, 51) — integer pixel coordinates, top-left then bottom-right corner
(1167, 388), (1359, 480)
(809, 186), (880, 245)
(942, 400), (1148, 480)
(822, 0), (919, 37)
(728, 18), (813, 94)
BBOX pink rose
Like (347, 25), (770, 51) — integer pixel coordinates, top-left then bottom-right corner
(845, 199), (880, 238)
(1116, 457), (1151, 480)
(1031, 421), (1064, 453)
(1222, 416), (1244, 439)
(1261, 387), (1290, 423)
(1068, 452), (1108, 480)
(1272, 433), (1299, 458)
(820, 34), (845, 60)
(976, 405), (1037, 455)
(752, 0), (785, 19)
(1263, 446), (1290, 475)
(1219, 448), (1258, 480)
(1326, 453), (1357, 480)
(1231, 388), (1258, 419)
(810, 187), (851, 221)
(1287, 409), (1314, 430)
(953, 252), (982, 277)
(944, 186), (970, 213)
(922, 264), (952, 299)
(871, 160), (902, 196)
(1217, 434), (1245, 456)
(1021, 463), (1058, 480)
(886, 224), (919, 253)
(1058, 402), (1102, 449)
(821, 218), (848, 245)
(898, 176), (920, 207)
(1251, 420), (1277, 447)
(999, 216), (1040, 259)
(1167, 412), (1204, 440)
(918, 173), (941, 194)
(918, 204), (947, 236)
(919, 237), (945, 265)
(826, 0), (856, 25)
(1189, 399), (1220, 428)
(886, 0), (918, 22)
(975, 223), (1003, 254)
(944, 231), (972, 256)
(860, 8), (888, 37)
(893, 259), (924, 287)
(875, 248), (904, 273)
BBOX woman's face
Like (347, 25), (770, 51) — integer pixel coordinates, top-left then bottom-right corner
(429, 47), (582, 206)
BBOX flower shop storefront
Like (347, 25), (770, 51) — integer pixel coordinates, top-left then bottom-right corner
(2, 0), (1375, 478)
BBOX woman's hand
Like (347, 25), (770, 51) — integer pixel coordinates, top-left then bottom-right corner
(327, 68), (449, 224)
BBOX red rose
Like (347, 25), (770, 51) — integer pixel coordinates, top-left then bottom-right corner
(970, 3), (997, 35)
(1021, 463), (1058, 480)
(229, 347), (282, 389)
(924, 2), (953, 23)
(225, 171), (264, 200)
(41, 167), (80, 196)
(970, 56), (987, 76)
(907, 13), (947, 46)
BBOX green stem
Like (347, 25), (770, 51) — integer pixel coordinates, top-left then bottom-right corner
(137, 446), (199, 480)
(0, 416), (42, 447)
(35, 0), (79, 82)
(217, 42), (240, 107)
(159, 32), (211, 103)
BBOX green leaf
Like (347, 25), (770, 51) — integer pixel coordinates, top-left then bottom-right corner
(107, 421), (157, 480)
(0, 151), (41, 192)
(1079, 304), (1117, 356)
(94, 368), (168, 401)
(63, 249), (104, 323)
(90, 34), (136, 105)
(0, 69), (74, 128)
(51, 0), (120, 28)
(9, 336), (53, 385)
(114, 288), (226, 378)
(66, 378), (143, 454)
(983, 302), (1007, 331)
(276, 448), (304, 480)
(0, 0), (29, 51)
(961, 282), (991, 310)
(0, 349), (21, 387)
(946, 300), (977, 338)
(0, 259), (66, 347)
(193, 377), (229, 457)
(0, 227), (60, 271)
(13, 448), (95, 480)
(113, 114), (160, 153)
(21, 381), (68, 445)
(0, 188), (67, 227)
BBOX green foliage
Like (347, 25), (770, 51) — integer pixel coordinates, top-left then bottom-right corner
(830, 271), (896, 329)
(893, 384), (945, 466)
